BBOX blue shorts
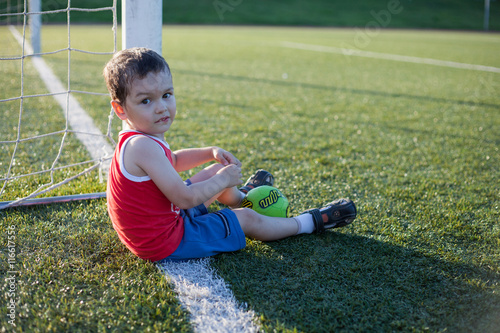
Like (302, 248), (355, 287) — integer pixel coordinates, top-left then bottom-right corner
(156, 204), (246, 263)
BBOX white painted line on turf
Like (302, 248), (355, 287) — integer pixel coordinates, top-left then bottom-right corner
(159, 258), (261, 333)
(281, 41), (500, 74)
(9, 25), (114, 172)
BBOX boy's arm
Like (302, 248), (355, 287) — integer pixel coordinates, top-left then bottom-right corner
(171, 146), (241, 172)
(127, 138), (241, 209)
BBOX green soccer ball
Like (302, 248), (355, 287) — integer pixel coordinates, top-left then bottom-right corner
(241, 185), (291, 218)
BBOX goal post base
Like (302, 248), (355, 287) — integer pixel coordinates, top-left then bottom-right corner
(0, 192), (106, 210)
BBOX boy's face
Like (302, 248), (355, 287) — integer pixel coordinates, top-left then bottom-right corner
(112, 70), (176, 140)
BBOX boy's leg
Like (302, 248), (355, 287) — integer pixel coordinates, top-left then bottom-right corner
(233, 198), (357, 240)
(232, 208), (299, 241)
(188, 163), (244, 208)
(217, 168), (274, 207)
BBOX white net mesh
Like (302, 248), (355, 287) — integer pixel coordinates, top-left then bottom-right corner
(0, 0), (118, 208)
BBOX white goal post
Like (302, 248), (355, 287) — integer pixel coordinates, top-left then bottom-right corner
(122, 0), (163, 55)
(28, 0), (40, 54)
(0, 0), (163, 209)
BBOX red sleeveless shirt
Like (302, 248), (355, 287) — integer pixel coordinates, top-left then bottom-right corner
(107, 130), (184, 261)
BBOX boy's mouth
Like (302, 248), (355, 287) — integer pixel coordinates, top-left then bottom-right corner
(156, 116), (170, 123)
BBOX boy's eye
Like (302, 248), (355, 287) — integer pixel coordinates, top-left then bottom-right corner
(141, 99), (150, 105)
(163, 93), (172, 99)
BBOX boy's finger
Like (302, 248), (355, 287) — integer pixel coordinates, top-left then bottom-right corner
(218, 152), (229, 165)
(225, 153), (241, 166)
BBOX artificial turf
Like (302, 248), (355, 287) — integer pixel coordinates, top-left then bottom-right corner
(1, 25), (499, 332)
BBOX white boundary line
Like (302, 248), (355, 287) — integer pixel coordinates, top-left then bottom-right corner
(281, 41), (500, 74)
(159, 259), (261, 333)
(9, 25), (114, 171)
(9, 25), (260, 332)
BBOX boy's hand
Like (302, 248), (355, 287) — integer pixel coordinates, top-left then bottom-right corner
(212, 147), (242, 167)
(216, 164), (243, 188)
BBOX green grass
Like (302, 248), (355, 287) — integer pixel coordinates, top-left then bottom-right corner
(1, 25), (500, 332)
(0, 25), (116, 201)
(1, 200), (190, 332)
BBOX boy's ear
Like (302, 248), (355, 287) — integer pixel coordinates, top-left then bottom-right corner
(111, 100), (127, 120)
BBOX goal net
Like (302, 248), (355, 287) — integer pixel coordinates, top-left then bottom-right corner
(0, 0), (118, 209)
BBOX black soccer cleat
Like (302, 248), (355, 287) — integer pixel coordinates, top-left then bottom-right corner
(302, 199), (357, 233)
(239, 169), (274, 194)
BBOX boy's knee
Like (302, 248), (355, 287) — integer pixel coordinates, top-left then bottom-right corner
(233, 208), (261, 233)
(237, 207), (258, 220)
(189, 163), (227, 184)
(205, 163), (225, 175)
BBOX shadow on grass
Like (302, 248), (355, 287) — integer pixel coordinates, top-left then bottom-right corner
(176, 69), (500, 109)
(212, 232), (500, 332)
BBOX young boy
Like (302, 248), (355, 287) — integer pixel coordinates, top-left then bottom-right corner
(103, 47), (357, 263)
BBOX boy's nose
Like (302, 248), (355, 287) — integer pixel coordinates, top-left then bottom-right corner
(156, 100), (169, 113)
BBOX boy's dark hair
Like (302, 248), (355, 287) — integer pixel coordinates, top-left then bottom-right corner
(103, 47), (171, 104)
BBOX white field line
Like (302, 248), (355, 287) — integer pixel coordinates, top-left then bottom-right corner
(9, 25), (260, 332)
(281, 41), (500, 74)
(159, 258), (261, 333)
(9, 25), (114, 172)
